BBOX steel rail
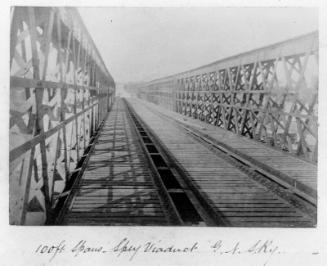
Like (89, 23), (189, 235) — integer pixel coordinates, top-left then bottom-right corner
(138, 100), (317, 217)
(124, 99), (222, 226)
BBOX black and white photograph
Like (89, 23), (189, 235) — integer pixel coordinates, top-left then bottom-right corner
(2, 1), (327, 266)
(9, 6), (318, 227)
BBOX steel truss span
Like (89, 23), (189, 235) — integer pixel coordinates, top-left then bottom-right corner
(9, 7), (115, 225)
(9, 8), (317, 227)
(131, 32), (318, 164)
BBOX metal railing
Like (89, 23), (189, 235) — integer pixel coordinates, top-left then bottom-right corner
(134, 32), (318, 163)
(9, 7), (115, 225)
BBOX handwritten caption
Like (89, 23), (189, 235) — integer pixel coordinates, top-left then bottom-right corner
(34, 238), (282, 262)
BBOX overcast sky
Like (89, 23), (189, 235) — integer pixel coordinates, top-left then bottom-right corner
(78, 7), (318, 83)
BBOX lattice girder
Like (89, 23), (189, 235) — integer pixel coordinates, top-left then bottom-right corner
(136, 32), (318, 163)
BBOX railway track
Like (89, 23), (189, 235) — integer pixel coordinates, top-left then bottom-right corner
(56, 97), (316, 227)
(125, 98), (316, 227)
(57, 99), (178, 225)
(57, 98), (216, 225)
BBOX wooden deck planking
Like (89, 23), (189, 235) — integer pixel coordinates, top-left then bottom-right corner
(61, 99), (170, 225)
(127, 98), (315, 227)
(138, 100), (317, 193)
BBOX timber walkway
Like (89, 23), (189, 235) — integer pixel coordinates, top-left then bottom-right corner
(58, 99), (173, 225)
(57, 97), (316, 227)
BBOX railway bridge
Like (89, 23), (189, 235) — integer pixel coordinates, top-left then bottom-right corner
(9, 7), (318, 226)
